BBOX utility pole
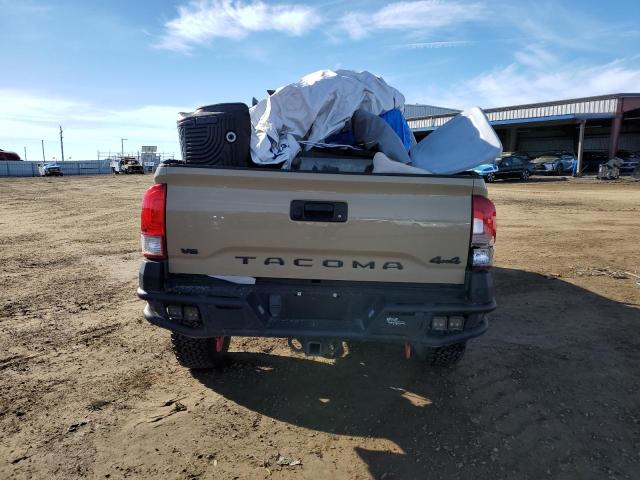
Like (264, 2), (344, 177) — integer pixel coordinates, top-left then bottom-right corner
(41, 140), (46, 161)
(59, 125), (65, 161)
(121, 138), (128, 156)
(23, 147), (27, 160)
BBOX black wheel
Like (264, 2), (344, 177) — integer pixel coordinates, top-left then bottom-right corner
(521, 169), (530, 181)
(414, 342), (466, 367)
(555, 164), (563, 175)
(485, 173), (495, 183)
(171, 333), (230, 369)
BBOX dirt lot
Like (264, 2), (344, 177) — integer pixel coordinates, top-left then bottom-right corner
(1, 175), (639, 479)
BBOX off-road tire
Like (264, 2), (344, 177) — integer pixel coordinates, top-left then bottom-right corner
(171, 333), (230, 369)
(416, 342), (466, 367)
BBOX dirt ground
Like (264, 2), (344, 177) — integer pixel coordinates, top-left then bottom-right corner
(1, 174), (639, 480)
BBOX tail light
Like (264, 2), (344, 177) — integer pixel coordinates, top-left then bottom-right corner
(141, 183), (166, 259)
(471, 195), (496, 269)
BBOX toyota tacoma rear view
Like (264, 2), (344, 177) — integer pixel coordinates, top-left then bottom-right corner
(137, 99), (497, 370)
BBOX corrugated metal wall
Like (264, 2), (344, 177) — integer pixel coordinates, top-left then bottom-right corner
(404, 104), (460, 119)
(407, 96), (624, 130)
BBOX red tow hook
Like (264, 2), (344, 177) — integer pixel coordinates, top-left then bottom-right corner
(404, 342), (412, 360)
(215, 336), (225, 353)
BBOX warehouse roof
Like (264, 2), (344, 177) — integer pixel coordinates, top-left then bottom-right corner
(403, 103), (460, 119)
(408, 93), (640, 131)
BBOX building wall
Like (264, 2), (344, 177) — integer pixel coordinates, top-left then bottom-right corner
(501, 121), (640, 156)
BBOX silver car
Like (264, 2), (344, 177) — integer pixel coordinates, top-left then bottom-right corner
(531, 153), (576, 175)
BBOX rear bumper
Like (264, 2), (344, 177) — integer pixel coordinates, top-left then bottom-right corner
(137, 261), (495, 347)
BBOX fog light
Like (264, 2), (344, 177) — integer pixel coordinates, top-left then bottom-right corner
(472, 247), (493, 268)
(183, 306), (200, 322)
(432, 316), (448, 331)
(166, 305), (183, 319)
(449, 316), (465, 331)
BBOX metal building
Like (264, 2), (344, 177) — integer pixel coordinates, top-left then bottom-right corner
(408, 93), (640, 169)
(404, 104), (460, 119)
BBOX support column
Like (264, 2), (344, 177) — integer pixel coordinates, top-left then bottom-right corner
(608, 115), (622, 160)
(575, 120), (586, 176)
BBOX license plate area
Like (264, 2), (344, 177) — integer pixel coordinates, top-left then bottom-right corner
(260, 291), (373, 322)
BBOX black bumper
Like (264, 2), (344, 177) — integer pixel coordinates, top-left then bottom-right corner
(138, 261), (495, 347)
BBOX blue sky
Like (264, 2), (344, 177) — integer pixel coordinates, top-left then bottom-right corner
(1, 0), (639, 160)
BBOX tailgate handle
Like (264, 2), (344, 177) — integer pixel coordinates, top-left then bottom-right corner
(290, 200), (348, 222)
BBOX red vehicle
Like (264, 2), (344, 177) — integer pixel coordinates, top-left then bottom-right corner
(0, 149), (21, 160)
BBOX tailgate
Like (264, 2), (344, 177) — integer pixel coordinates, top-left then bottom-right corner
(158, 166), (475, 284)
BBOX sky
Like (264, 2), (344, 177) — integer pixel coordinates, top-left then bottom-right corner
(1, 0), (639, 160)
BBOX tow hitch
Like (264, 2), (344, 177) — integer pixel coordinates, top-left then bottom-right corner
(287, 338), (344, 358)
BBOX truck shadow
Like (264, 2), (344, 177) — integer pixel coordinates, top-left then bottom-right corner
(193, 267), (639, 479)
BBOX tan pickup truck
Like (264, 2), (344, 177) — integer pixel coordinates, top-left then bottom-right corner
(137, 154), (497, 369)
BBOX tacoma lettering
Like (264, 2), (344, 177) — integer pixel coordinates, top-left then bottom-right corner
(353, 260), (375, 269)
(234, 256), (404, 270)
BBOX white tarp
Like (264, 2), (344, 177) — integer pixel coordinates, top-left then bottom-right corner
(250, 69), (404, 166)
(410, 107), (502, 175)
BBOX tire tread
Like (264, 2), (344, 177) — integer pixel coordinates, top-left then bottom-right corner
(171, 333), (230, 369)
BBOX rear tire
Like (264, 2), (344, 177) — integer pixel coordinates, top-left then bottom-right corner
(521, 169), (530, 181)
(555, 164), (563, 175)
(171, 333), (230, 369)
(415, 342), (466, 367)
(485, 173), (495, 183)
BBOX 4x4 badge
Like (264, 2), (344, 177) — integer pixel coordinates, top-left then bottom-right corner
(430, 256), (461, 265)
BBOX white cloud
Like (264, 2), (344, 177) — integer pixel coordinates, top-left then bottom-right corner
(340, 1), (485, 40)
(156, 0), (321, 52)
(415, 50), (640, 109)
(400, 40), (475, 50)
(0, 90), (186, 159)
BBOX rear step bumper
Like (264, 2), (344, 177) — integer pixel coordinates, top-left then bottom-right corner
(138, 261), (495, 347)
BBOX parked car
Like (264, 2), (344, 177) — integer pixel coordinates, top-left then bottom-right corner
(0, 149), (21, 160)
(618, 151), (639, 173)
(500, 151), (531, 162)
(531, 152), (576, 175)
(110, 156), (145, 174)
(581, 151), (608, 173)
(471, 161), (498, 180)
(39, 163), (63, 176)
(475, 155), (535, 182)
